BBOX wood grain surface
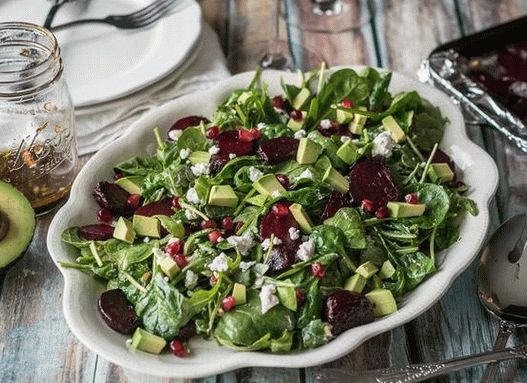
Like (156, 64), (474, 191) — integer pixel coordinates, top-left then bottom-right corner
(1, 1), (526, 382)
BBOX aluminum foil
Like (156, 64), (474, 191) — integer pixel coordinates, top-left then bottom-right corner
(418, 49), (527, 152)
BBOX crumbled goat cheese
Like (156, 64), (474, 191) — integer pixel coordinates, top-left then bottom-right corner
(248, 166), (264, 182)
(208, 145), (220, 155)
(296, 239), (315, 261)
(254, 277), (264, 289)
(240, 261), (256, 272)
(125, 338), (133, 347)
(143, 237), (151, 243)
(185, 209), (197, 220)
(320, 119), (333, 130)
(227, 231), (255, 255)
(296, 169), (313, 180)
(168, 237), (181, 245)
(257, 122), (267, 130)
(289, 227), (301, 240)
(208, 252), (230, 272)
(185, 270), (198, 289)
(271, 190), (281, 198)
(340, 135), (351, 143)
(191, 162), (210, 176)
(163, 276), (169, 282)
(168, 130), (183, 141)
(180, 148), (192, 159)
(293, 129), (306, 139)
(372, 131), (395, 158)
(229, 153), (237, 159)
(152, 247), (166, 261)
(186, 187), (200, 204)
(259, 284), (279, 314)
(262, 236), (282, 250)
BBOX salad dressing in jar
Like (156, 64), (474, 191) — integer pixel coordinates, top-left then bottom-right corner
(0, 22), (77, 214)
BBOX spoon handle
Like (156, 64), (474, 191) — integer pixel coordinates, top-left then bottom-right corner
(480, 321), (514, 383)
(314, 346), (527, 383)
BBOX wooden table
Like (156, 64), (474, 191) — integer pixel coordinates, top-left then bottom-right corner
(1, 1), (526, 382)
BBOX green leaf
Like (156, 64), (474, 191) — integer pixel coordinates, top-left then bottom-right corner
(410, 99), (448, 151)
(317, 69), (371, 113)
(270, 330), (294, 353)
(156, 216), (185, 238)
(301, 319), (332, 349)
(406, 183), (450, 229)
(188, 273), (224, 313)
(114, 155), (162, 176)
(297, 279), (321, 329)
(400, 252), (436, 290)
(309, 225), (347, 258)
(324, 208), (367, 249)
(61, 227), (91, 249)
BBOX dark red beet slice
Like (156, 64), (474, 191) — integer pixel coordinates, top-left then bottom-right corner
(431, 148), (456, 170)
(257, 137), (299, 164)
(323, 290), (374, 335)
(93, 181), (133, 217)
(349, 158), (400, 208)
(317, 119), (341, 137)
(79, 224), (114, 241)
(135, 198), (174, 217)
(175, 321), (196, 342)
(321, 192), (352, 221)
(217, 130), (254, 157)
(260, 204), (301, 272)
(209, 153), (231, 175)
(168, 115), (209, 140)
(98, 289), (140, 335)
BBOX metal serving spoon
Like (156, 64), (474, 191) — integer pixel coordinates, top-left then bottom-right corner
(315, 213), (527, 383)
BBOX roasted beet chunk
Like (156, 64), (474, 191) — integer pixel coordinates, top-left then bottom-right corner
(349, 158), (400, 209)
(317, 119), (341, 137)
(98, 289), (140, 335)
(321, 192), (352, 221)
(135, 198), (174, 217)
(175, 321), (196, 342)
(217, 130), (254, 157)
(79, 224), (114, 241)
(209, 153), (231, 175)
(257, 137), (299, 164)
(168, 115), (209, 140)
(323, 290), (374, 335)
(93, 181), (133, 217)
(260, 203), (302, 272)
(432, 148), (455, 170)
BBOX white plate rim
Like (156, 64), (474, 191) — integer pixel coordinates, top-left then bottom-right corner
(47, 65), (499, 378)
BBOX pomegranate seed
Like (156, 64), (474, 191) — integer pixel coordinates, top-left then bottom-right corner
(404, 193), (419, 204)
(172, 196), (181, 209)
(341, 99), (353, 108)
(222, 296), (236, 311)
(239, 128), (260, 143)
(290, 109), (303, 121)
(221, 216), (234, 232)
(275, 174), (289, 189)
(361, 199), (375, 213)
(127, 193), (141, 209)
(173, 254), (188, 268)
(113, 171), (123, 180)
(165, 240), (183, 256)
(250, 127), (261, 140)
(208, 230), (223, 244)
(97, 208), (113, 224)
(295, 288), (306, 306)
(169, 339), (187, 358)
(201, 219), (217, 229)
(206, 125), (220, 139)
(272, 203), (289, 217)
(311, 263), (326, 279)
(375, 206), (389, 219)
(272, 95), (286, 110)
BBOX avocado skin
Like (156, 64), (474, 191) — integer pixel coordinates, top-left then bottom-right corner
(0, 181), (36, 269)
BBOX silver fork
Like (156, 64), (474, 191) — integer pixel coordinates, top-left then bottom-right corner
(50, 0), (178, 31)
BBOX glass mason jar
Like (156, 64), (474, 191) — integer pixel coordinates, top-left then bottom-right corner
(0, 22), (77, 215)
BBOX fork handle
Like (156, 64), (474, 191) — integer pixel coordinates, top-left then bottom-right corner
(315, 346), (527, 383)
(50, 18), (110, 32)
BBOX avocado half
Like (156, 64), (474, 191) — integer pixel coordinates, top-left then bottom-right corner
(0, 180), (36, 269)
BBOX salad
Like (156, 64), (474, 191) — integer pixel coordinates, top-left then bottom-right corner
(61, 66), (478, 357)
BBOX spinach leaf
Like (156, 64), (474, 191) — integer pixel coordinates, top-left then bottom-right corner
(297, 279), (322, 328)
(317, 69), (371, 113)
(407, 183), (450, 229)
(142, 163), (194, 201)
(110, 242), (153, 271)
(61, 227), (91, 249)
(177, 126), (208, 152)
(324, 208), (367, 249)
(259, 123), (294, 140)
(361, 68), (392, 111)
(114, 155), (161, 176)
(410, 99), (448, 151)
(400, 252), (436, 290)
(307, 131), (347, 171)
(188, 273), (224, 313)
(359, 237), (387, 267)
(281, 184), (331, 216)
(309, 225), (347, 257)
(135, 275), (194, 339)
(383, 268), (406, 297)
(373, 91), (421, 121)
(212, 156), (260, 183)
(270, 330), (294, 353)
(301, 319), (332, 349)
(156, 216), (185, 238)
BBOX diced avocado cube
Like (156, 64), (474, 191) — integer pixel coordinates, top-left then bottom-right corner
(293, 87), (311, 110)
(113, 217), (135, 244)
(287, 111), (307, 131)
(246, 194), (267, 207)
(428, 163), (454, 183)
(232, 283), (246, 306)
(237, 91), (252, 104)
(365, 288), (398, 317)
(356, 261), (379, 279)
(322, 166), (349, 193)
(131, 328), (167, 354)
(189, 151), (211, 165)
(208, 185), (238, 208)
(276, 285), (297, 311)
(253, 174), (286, 197)
(159, 256), (181, 280)
(382, 115), (406, 143)
(115, 176), (143, 195)
(289, 203), (313, 234)
(336, 108), (354, 124)
(297, 138), (323, 165)
(132, 215), (161, 238)
(387, 202), (426, 218)
(349, 106), (367, 135)
(379, 260), (396, 280)
(336, 140), (359, 165)
(344, 274), (367, 293)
